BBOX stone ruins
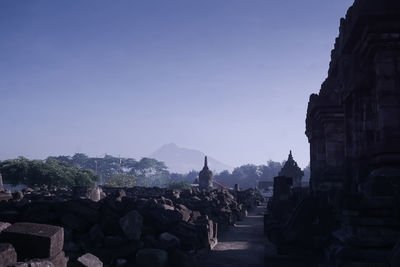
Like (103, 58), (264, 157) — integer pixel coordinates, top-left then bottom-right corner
(0, 184), (261, 266)
(1, 0), (400, 266)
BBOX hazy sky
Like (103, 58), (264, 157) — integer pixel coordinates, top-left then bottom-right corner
(0, 0), (352, 169)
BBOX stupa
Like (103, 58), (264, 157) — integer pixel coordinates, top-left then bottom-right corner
(198, 156), (213, 190)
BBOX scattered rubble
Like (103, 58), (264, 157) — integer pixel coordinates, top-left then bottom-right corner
(0, 185), (261, 266)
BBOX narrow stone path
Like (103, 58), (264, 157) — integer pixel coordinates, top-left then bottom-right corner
(196, 205), (267, 267)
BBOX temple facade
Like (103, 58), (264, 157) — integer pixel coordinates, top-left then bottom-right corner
(306, 0), (400, 196)
(305, 0), (400, 264)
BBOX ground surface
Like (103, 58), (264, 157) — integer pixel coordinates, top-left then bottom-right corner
(196, 205), (267, 267)
(196, 204), (313, 267)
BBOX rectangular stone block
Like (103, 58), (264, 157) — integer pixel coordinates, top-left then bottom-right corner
(0, 243), (17, 266)
(0, 222), (64, 261)
(0, 192), (12, 201)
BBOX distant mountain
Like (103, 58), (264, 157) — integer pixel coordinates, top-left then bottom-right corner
(150, 143), (233, 174)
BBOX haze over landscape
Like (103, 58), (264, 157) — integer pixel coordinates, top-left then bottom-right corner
(2, 1), (400, 266)
(151, 143), (233, 173)
(0, 0), (352, 169)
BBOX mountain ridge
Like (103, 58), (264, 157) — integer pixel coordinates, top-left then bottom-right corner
(150, 143), (233, 174)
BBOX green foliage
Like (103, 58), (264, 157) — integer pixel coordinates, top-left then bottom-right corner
(132, 157), (169, 187)
(167, 181), (192, 190)
(50, 153), (133, 177)
(103, 173), (136, 187)
(1, 154), (306, 190)
(0, 157), (98, 187)
(214, 161), (284, 189)
(50, 154), (170, 187)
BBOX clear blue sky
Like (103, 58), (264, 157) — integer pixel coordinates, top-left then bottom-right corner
(0, 0), (352, 169)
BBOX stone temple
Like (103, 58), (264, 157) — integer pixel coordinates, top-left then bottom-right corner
(306, 0), (400, 196)
(265, 0), (400, 265)
(305, 0), (400, 264)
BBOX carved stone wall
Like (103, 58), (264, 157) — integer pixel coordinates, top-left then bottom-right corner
(306, 0), (400, 196)
(305, 0), (400, 264)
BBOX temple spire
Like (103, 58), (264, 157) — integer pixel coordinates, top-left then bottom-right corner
(279, 150), (304, 187)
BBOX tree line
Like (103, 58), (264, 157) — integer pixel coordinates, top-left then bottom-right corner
(0, 153), (310, 189)
(50, 153), (169, 187)
(0, 157), (98, 187)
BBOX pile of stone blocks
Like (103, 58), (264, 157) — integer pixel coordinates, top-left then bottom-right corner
(0, 185), (261, 266)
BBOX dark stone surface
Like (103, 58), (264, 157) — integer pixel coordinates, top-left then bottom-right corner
(136, 248), (168, 267)
(148, 205), (183, 232)
(391, 239), (400, 267)
(119, 210), (143, 241)
(272, 176), (293, 201)
(61, 214), (89, 233)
